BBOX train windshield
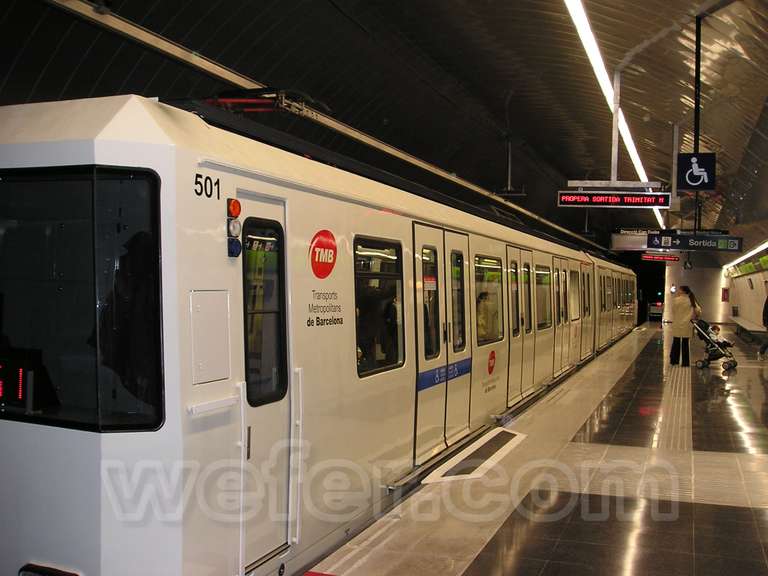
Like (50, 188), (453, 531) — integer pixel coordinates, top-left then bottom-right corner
(0, 167), (162, 431)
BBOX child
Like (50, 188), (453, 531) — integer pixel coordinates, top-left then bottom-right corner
(708, 324), (733, 348)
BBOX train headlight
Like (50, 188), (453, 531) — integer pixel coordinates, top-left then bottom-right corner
(228, 218), (242, 237)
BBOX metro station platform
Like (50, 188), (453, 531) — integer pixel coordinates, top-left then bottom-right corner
(308, 324), (768, 576)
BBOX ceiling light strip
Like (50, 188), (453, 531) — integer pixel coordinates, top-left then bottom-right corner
(564, 0), (665, 229)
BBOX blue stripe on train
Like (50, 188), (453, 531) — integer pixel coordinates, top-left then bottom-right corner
(417, 357), (472, 392)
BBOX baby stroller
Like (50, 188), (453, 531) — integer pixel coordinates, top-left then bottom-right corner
(691, 319), (737, 370)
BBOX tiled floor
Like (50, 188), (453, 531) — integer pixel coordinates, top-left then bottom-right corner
(308, 325), (768, 576)
(463, 489), (768, 576)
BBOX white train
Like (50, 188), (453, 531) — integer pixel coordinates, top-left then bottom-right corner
(0, 96), (636, 576)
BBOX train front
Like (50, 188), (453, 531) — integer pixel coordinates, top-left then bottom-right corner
(0, 96), (183, 576)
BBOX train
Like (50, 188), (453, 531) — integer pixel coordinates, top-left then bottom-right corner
(0, 95), (636, 576)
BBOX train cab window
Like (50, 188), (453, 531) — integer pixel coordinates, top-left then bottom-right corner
(451, 251), (466, 352)
(510, 261), (520, 337)
(243, 219), (287, 407)
(0, 167), (162, 431)
(535, 265), (553, 330)
(523, 263), (532, 334)
(554, 266), (561, 325)
(570, 270), (581, 320)
(354, 238), (404, 376)
(422, 247), (440, 359)
(475, 256), (503, 345)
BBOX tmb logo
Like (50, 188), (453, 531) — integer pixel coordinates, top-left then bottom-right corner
(488, 350), (496, 375)
(309, 230), (337, 279)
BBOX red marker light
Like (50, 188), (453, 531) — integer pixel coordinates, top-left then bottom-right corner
(227, 198), (242, 218)
(18, 368), (23, 400)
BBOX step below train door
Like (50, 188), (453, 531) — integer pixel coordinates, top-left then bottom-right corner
(414, 223), (449, 464)
(237, 195), (292, 571)
(506, 246), (523, 406)
(444, 231), (472, 446)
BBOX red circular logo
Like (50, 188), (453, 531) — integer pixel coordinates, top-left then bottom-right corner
(309, 230), (337, 279)
(488, 350), (496, 375)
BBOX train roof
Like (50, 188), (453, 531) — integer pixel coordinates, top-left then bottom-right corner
(0, 95), (633, 276)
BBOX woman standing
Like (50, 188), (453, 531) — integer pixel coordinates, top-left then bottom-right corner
(670, 285), (701, 366)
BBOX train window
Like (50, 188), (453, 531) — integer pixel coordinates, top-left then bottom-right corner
(570, 270), (581, 320)
(354, 238), (404, 376)
(554, 267), (561, 325)
(535, 265), (553, 330)
(475, 256), (503, 345)
(0, 167), (162, 432)
(422, 247), (440, 359)
(243, 219), (287, 407)
(586, 272), (591, 317)
(451, 251), (466, 352)
(510, 261), (520, 337)
(523, 263), (532, 334)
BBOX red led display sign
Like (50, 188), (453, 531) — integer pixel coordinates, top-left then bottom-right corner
(641, 253), (680, 262)
(558, 191), (671, 209)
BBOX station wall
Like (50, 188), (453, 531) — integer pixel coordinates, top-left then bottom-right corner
(664, 261), (730, 324)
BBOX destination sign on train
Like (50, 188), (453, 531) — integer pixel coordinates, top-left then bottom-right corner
(558, 191), (671, 209)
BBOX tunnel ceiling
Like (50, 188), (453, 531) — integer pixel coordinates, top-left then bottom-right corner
(1, 0), (767, 252)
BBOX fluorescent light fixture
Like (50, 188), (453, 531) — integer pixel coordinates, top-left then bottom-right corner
(563, 0), (665, 230)
(722, 239), (768, 268)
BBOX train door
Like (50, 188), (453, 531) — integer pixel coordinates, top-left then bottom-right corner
(533, 253), (555, 388)
(444, 232), (472, 446)
(414, 224), (449, 463)
(239, 200), (291, 570)
(559, 261), (571, 372)
(469, 238), (508, 427)
(506, 246), (523, 406)
(568, 266), (582, 365)
(520, 249), (535, 396)
(580, 265), (593, 359)
(553, 259), (563, 375)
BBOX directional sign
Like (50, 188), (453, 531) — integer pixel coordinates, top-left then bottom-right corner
(558, 191), (670, 209)
(641, 253), (680, 262)
(677, 153), (716, 191)
(646, 230), (742, 252)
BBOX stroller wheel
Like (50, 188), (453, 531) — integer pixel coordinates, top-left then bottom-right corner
(695, 360), (706, 369)
(722, 361), (735, 370)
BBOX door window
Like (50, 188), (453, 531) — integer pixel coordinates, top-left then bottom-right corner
(535, 265), (553, 330)
(554, 267), (561, 325)
(510, 260), (520, 337)
(562, 269), (569, 322)
(243, 219), (287, 407)
(450, 251), (466, 352)
(523, 263), (532, 334)
(570, 270), (581, 320)
(422, 247), (440, 359)
(474, 256), (503, 345)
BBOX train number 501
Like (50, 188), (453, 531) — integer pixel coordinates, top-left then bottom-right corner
(194, 173), (221, 199)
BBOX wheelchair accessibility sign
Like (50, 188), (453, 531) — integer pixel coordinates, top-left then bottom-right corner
(677, 152), (716, 191)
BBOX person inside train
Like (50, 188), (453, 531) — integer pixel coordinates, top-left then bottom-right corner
(669, 285), (701, 367)
(476, 291), (492, 342)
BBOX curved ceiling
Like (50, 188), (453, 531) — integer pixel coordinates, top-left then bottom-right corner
(1, 0), (766, 251)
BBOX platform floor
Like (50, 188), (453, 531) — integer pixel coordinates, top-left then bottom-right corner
(308, 324), (768, 576)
